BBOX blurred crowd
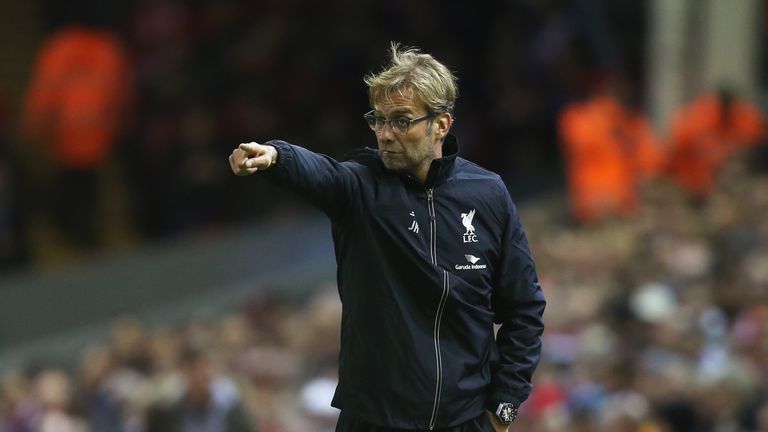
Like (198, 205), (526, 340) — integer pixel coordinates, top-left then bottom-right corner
(1, 153), (767, 432)
(519, 153), (768, 431)
(0, 286), (344, 432)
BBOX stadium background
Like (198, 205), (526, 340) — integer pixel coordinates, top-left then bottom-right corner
(0, 0), (767, 431)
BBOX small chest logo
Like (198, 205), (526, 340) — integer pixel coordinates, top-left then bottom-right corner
(455, 254), (486, 271)
(461, 209), (478, 243)
(464, 254), (481, 264)
(408, 210), (419, 233)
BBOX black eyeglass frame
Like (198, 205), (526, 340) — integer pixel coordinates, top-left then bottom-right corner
(363, 110), (436, 135)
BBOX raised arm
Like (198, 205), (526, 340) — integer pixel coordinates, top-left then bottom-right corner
(229, 140), (362, 221)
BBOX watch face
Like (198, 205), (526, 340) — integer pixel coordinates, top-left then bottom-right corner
(498, 404), (517, 424)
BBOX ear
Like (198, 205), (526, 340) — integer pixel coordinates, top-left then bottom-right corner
(434, 113), (453, 139)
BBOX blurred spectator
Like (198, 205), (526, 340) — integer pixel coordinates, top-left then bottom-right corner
(145, 346), (253, 432)
(20, 22), (133, 249)
(77, 345), (142, 432)
(0, 371), (36, 432)
(299, 372), (339, 432)
(558, 76), (664, 224)
(35, 369), (88, 432)
(667, 88), (765, 201)
(109, 316), (152, 374)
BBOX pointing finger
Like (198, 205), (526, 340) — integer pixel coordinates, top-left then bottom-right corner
(239, 142), (262, 154)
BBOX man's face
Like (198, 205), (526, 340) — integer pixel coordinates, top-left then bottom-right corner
(372, 91), (439, 178)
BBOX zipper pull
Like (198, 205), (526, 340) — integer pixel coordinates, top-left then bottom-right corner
(427, 188), (436, 221)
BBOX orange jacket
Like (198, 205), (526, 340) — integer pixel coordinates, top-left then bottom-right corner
(668, 93), (764, 197)
(625, 112), (666, 180)
(22, 26), (133, 169)
(559, 96), (634, 223)
(559, 96), (664, 223)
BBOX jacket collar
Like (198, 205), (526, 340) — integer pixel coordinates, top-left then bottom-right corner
(396, 134), (459, 188)
(423, 134), (459, 188)
(354, 134), (460, 188)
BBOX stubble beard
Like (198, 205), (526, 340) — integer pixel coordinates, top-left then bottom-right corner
(379, 123), (436, 178)
(380, 148), (434, 180)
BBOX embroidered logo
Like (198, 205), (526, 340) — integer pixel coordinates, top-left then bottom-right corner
(464, 254), (481, 264)
(408, 220), (419, 233)
(455, 254), (486, 270)
(408, 210), (419, 233)
(461, 209), (478, 243)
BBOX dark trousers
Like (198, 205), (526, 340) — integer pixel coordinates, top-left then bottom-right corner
(335, 412), (494, 432)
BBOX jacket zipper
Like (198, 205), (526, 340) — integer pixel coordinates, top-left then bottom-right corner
(427, 189), (437, 265)
(427, 188), (449, 430)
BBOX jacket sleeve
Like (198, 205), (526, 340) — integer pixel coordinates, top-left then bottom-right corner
(488, 190), (546, 409)
(260, 140), (362, 221)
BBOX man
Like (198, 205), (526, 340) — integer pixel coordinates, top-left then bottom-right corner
(21, 22), (133, 249)
(558, 80), (665, 224)
(229, 44), (545, 432)
(667, 88), (765, 200)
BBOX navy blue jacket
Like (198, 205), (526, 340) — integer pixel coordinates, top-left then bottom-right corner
(262, 135), (545, 429)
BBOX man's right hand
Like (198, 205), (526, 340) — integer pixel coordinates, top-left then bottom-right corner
(229, 142), (278, 176)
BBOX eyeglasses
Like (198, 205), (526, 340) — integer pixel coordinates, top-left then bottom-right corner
(363, 110), (435, 135)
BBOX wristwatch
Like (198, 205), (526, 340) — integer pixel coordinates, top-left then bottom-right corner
(495, 402), (518, 425)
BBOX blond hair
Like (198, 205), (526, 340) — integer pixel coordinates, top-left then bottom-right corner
(364, 42), (458, 114)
